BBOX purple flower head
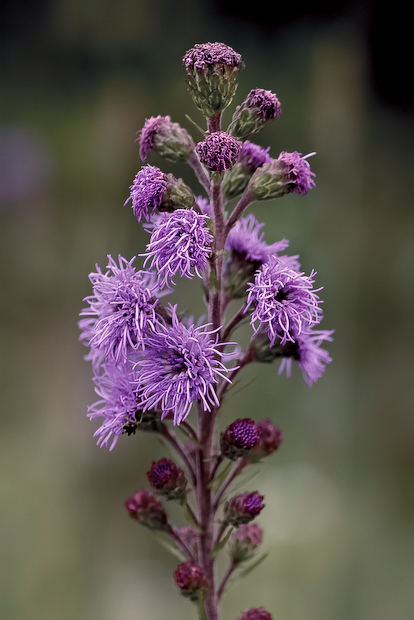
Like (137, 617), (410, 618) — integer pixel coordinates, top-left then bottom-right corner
(196, 131), (242, 173)
(253, 419), (283, 456)
(227, 214), (289, 265)
(245, 88), (282, 121)
(146, 458), (187, 500)
(276, 151), (316, 195)
(136, 305), (231, 425)
(79, 255), (159, 365)
(125, 489), (168, 530)
(125, 165), (167, 222)
(220, 418), (259, 460)
(137, 115), (194, 163)
(87, 362), (142, 450)
(196, 195), (212, 216)
(277, 327), (334, 386)
(239, 141), (272, 171)
(174, 561), (208, 601)
(183, 42), (243, 72)
(141, 209), (213, 289)
(225, 491), (265, 526)
(246, 257), (323, 347)
(238, 608), (273, 620)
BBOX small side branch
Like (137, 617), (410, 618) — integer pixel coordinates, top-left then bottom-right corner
(162, 425), (197, 487)
(225, 187), (254, 237)
(217, 558), (239, 600)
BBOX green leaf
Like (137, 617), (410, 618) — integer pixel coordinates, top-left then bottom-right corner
(210, 527), (233, 558)
(196, 591), (208, 620)
(149, 531), (186, 562)
(183, 499), (202, 533)
(208, 460), (233, 492)
(238, 553), (269, 578)
(185, 114), (206, 137)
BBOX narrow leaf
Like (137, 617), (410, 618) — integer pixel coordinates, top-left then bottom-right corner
(208, 460), (233, 492)
(210, 527), (233, 558)
(238, 553), (269, 578)
(185, 114), (206, 137)
(229, 468), (261, 495)
(183, 499), (202, 533)
(149, 531), (186, 562)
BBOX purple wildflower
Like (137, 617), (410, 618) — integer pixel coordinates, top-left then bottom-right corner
(276, 151), (316, 195)
(79, 255), (159, 365)
(141, 209), (213, 289)
(239, 140), (272, 170)
(183, 42), (243, 71)
(277, 327), (334, 386)
(124, 165), (167, 222)
(196, 131), (242, 173)
(244, 88), (282, 121)
(87, 362), (141, 450)
(246, 257), (323, 347)
(238, 608), (273, 620)
(220, 418), (259, 460)
(225, 491), (265, 526)
(196, 195), (212, 216)
(135, 305), (231, 425)
(226, 214), (289, 264)
(137, 115), (194, 163)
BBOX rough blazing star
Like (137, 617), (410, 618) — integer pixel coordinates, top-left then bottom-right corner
(125, 164), (167, 222)
(135, 305), (231, 425)
(246, 257), (323, 347)
(79, 255), (159, 365)
(141, 209), (213, 289)
(277, 327), (334, 386)
(196, 131), (242, 173)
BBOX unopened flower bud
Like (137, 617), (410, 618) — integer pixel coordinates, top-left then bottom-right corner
(220, 418), (259, 460)
(126, 165), (195, 223)
(229, 88), (281, 139)
(248, 152), (315, 201)
(237, 607), (273, 620)
(229, 523), (263, 562)
(138, 115), (195, 163)
(183, 42), (244, 117)
(223, 141), (272, 200)
(224, 492), (265, 526)
(125, 489), (168, 530)
(174, 525), (198, 555)
(146, 458), (187, 501)
(174, 561), (208, 602)
(196, 131), (242, 174)
(250, 419), (283, 460)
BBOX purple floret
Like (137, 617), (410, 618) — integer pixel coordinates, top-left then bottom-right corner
(239, 141), (272, 170)
(183, 42), (243, 71)
(278, 327), (334, 386)
(137, 115), (171, 162)
(246, 88), (282, 120)
(246, 257), (323, 347)
(226, 213), (289, 264)
(277, 151), (316, 195)
(196, 131), (242, 173)
(124, 165), (167, 222)
(141, 209), (213, 289)
(135, 305), (231, 425)
(79, 255), (159, 364)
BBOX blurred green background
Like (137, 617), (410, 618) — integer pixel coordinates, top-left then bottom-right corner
(1, 1), (413, 619)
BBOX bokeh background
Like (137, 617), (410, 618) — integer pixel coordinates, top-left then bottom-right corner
(1, 1), (414, 619)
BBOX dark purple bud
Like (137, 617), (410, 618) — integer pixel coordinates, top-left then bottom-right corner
(249, 152), (315, 201)
(196, 131), (242, 174)
(125, 489), (168, 530)
(229, 88), (281, 139)
(220, 418), (259, 460)
(183, 42), (244, 117)
(174, 561), (208, 601)
(224, 491), (265, 526)
(137, 115), (195, 163)
(247, 419), (283, 462)
(229, 523), (263, 562)
(237, 607), (273, 620)
(146, 458), (187, 501)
